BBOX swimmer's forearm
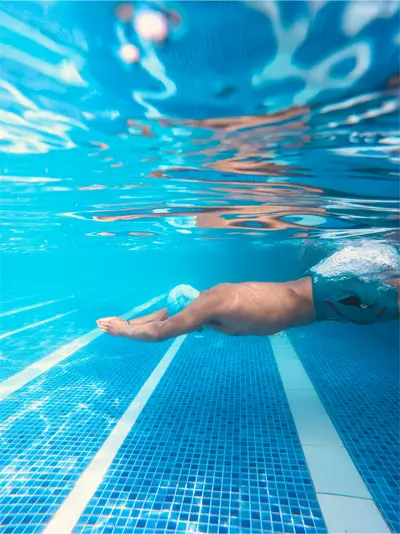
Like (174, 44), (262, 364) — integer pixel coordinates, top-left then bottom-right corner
(127, 308), (168, 326)
(117, 322), (165, 342)
(121, 315), (201, 342)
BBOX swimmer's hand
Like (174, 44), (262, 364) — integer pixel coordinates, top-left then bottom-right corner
(97, 316), (129, 336)
(96, 291), (215, 341)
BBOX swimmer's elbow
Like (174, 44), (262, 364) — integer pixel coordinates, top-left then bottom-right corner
(146, 323), (171, 342)
(129, 322), (172, 343)
(148, 321), (181, 342)
(155, 316), (199, 341)
(151, 329), (171, 342)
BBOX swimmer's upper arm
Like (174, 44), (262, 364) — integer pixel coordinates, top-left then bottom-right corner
(155, 291), (218, 341)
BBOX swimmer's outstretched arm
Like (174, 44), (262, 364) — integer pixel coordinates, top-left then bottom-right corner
(97, 308), (168, 332)
(98, 256), (400, 341)
(97, 293), (216, 342)
(127, 308), (168, 326)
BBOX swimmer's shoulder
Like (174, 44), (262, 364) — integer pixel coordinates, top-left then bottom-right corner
(200, 283), (239, 310)
(202, 283), (237, 295)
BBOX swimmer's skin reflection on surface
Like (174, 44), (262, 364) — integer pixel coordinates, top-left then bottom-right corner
(97, 245), (400, 342)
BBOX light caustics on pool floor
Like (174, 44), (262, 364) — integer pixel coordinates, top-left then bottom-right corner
(0, 294), (398, 533)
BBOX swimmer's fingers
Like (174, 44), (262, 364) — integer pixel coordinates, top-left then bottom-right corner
(97, 317), (128, 330)
(97, 317), (130, 336)
(97, 316), (124, 325)
(97, 320), (110, 331)
(97, 317), (114, 327)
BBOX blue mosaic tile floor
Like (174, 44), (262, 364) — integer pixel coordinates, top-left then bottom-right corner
(289, 321), (400, 534)
(0, 294), (136, 381)
(1, 297), (397, 534)
(0, 317), (170, 533)
(76, 334), (326, 534)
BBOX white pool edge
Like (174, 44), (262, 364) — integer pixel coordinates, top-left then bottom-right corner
(270, 332), (390, 534)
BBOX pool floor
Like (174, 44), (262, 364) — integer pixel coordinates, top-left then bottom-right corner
(0, 293), (398, 533)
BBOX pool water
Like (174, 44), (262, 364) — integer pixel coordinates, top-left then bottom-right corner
(0, 1), (399, 533)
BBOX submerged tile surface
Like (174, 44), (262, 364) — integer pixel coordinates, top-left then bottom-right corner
(0, 325), (170, 533)
(290, 321), (400, 534)
(77, 334), (326, 533)
(0, 295), (133, 382)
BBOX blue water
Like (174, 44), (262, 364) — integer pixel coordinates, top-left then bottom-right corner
(0, 1), (399, 533)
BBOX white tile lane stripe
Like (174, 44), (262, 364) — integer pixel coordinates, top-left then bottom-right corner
(0, 294), (165, 402)
(44, 334), (187, 534)
(0, 295), (38, 305)
(270, 332), (390, 534)
(0, 310), (78, 340)
(0, 297), (72, 318)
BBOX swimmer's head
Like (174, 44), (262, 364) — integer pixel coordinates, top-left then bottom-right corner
(312, 242), (400, 282)
(311, 242), (400, 324)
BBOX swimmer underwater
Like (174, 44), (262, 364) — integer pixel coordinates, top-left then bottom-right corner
(97, 243), (400, 342)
